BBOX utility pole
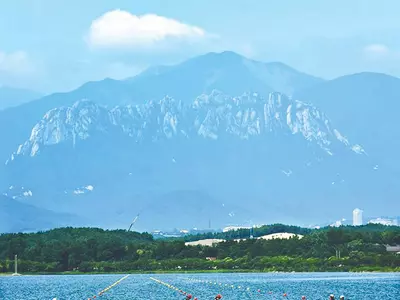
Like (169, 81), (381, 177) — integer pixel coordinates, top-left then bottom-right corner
(12, 254), (20, 276)
(334, 247), (341, 259)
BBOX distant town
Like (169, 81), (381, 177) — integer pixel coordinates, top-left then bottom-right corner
(329, 208), (399, 228)
(151, 209), (399, 239)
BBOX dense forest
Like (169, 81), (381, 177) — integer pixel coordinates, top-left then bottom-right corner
(0, 224), (399, 273)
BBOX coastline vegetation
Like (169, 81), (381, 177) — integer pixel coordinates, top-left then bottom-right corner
(0, 224), (399, 274)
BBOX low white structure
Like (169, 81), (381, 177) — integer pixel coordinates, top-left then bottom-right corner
(223, 226), (251, 233)
(386, 245), (400, 252)
(257, 232), (304, 240)
(368, 218), (398, 226)
(185, 239), (225, 246)
(185, 232), (304, 247)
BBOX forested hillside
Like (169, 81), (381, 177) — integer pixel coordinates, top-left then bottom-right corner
(0, 225), (399, 273)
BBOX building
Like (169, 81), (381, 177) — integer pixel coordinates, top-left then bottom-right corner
(368, 218), (398, 226)
(353, 208), (363, 226)
(330, 218), (347, 227)
(222, 225), (251, 233)
(330, 220), (343, 227)
(206, 257), (217, 261)
(386, 245), (400, 253)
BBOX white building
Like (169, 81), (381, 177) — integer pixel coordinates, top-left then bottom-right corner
(353, 208), (363, 226)
(330, 218), (346, 227)
(368, 218), (398, 226)
(223, 226), (251, 233)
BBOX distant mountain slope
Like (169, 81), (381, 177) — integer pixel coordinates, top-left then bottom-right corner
(128, 51), (323, 101)
(9, 91), (361, 159)
(0, 86), (42, 110)
(295, 72), (400, 170)
(0, 51), (322, 163)
(3, 91), (394, 231)
(2, 54), (400, 231)
(0, 195), (83, 233)
(0, 78), (130, 163)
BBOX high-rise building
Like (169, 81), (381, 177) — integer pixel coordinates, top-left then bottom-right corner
(353, 208), (363, 226)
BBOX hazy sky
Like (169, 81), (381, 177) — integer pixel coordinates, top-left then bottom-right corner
(1, 0), (399, 93)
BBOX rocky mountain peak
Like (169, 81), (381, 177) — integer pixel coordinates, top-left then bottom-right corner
(7, 91), (364, 164)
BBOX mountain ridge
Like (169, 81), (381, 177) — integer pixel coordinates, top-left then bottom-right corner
(3, 91), (387, 231)
(0, 86), (42, 110)
(0, 51), (322, 164)
(1, 52), (400, 231)
(0, 195), (83, 233)
(7, 91), (363, 160)
(295, 71), (400, 171)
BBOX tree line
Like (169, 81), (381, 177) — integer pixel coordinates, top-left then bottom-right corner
(0, 224), (399, 273)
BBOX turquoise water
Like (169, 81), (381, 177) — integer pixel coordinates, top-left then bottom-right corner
(0, 273), (399, 299)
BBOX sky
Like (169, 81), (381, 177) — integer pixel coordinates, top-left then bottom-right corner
(1, 0), (400, 93)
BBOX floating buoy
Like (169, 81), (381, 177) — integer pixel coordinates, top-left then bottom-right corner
(150, 277), (198, 299)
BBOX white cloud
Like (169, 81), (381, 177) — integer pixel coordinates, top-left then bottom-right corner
(363, 44), (400, 62)
(0, 50), (41, 89)
(363, 44), (390, 56)
(87, 10), (207, 49)
(0, 50), (34, 75)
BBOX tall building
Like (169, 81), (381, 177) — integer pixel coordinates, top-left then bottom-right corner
(353, 208), (363, 226)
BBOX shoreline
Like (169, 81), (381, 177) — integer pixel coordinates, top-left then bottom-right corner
(1, 269), (399, 276)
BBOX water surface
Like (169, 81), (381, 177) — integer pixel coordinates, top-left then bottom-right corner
(0, 272), (399, 299)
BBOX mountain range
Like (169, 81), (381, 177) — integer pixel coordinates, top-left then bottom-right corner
(0, 51), (399, 232)
(0, 86), (42, 110)
(0, 195), (82, 233)
(296, 72), (400, 171)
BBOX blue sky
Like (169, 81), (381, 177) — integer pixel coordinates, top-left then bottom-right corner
(0, 0), (399, 93)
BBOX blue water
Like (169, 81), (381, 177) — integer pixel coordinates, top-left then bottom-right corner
(0, 273), (399, 300)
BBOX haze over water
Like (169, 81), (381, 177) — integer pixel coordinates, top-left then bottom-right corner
(1, 273), (399, 300)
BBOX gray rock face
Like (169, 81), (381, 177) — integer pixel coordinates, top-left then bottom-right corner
(6, 91), (397, 232)
(10, 91), (363, 161)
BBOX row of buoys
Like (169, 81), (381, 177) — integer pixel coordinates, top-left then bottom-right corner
(87, 274), (130, 299)
(184, 278), (345, 299)
(185, 278), (287, 297)
(150, 277), (200, 299)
